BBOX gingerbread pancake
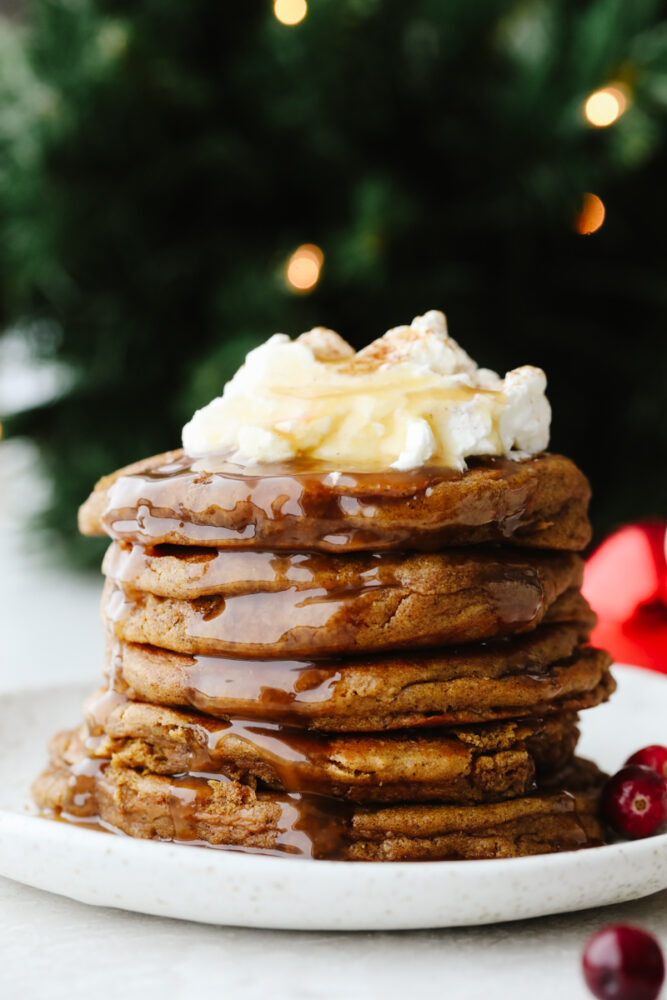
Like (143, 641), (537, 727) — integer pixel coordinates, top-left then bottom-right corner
(101, 554), (585, 657)
(103, 541), (584, 603)
(106, 623), (614, 731)
(79, 450), (592, 553)
(76, 696), (579, 803)
(32, 751), (605, 861)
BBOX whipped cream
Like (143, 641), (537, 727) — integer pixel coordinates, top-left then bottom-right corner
(182, 310), (551, 471)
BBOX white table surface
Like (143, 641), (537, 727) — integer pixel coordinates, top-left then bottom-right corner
(1, 438), (665, 1000)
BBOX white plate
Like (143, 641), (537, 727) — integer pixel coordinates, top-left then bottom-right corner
(1, 665), (666, 930)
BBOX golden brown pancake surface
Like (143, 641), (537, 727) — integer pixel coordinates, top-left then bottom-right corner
(103, 541), (583, 602)
(32, 749), (605, 861)
(79, 450), (592, 552)
(106, 624), (614, 731)
(75, 696), (579, 803)
(34, 431), (613, 861)
(101, 552), (585, 657)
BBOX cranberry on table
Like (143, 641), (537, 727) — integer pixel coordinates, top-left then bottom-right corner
(626, 746), (667, 781)
(582, 924), (665, 1000)
(602, 765), (667, 840)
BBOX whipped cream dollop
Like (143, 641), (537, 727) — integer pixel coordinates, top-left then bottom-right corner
(182, 310), (551, 471)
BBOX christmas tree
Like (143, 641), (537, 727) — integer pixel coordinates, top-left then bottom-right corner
(1, 0), (666, 564)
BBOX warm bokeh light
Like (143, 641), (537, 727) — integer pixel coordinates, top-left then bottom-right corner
(584, 86), (628, 127)
(575, 193), (606, 235)
(274, 0), (308, 26)
(285, 244), (324, 292)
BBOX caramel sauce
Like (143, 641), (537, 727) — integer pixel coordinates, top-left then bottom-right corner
(106, 636), (588, 730)
(50, 642), (599, 860)
(86, 686), (128, 731)
(55, 755), (355, 858)
(47, 813), (115, 836)
(84, 684), (474, 798)
(101, 452), (534, 551)
(104, 543), (406, 596)
(102, 555), (546, 656)
(186, 653), (344, 721)
(49, 759), (596, 859)
(105, 580), (388, 652)
(40, 444), (595, 857)
(65, 755), (108, 811)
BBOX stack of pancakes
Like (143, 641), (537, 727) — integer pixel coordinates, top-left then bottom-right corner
(33, 450), (615, 860)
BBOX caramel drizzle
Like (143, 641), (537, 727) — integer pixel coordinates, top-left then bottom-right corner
(52, 758), (596, 860)
(84, 679), (479, 800)
(103, 631), (595, 731)
(101, 565), (545, 657)
(57, 756), (355, 858)
(100, 452), (533, 550)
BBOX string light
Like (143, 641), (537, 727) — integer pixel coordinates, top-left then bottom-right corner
(575, 193), (606, 235)
(285, 244), (324, 292)
(584, 86), (628, 127)
(273, 0), (308, 26)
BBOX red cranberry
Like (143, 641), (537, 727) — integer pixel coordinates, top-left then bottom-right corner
(626, 746), (667, 781)
(583, 924), (665, 1000)
(602, 765), (667, 840)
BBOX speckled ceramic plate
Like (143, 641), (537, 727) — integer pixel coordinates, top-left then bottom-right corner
(0, 665), (665, 930)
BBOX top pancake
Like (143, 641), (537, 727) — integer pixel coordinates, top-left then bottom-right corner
(79, 450), (591, 552)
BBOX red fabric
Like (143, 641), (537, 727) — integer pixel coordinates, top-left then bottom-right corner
(582, 522), (667, 673)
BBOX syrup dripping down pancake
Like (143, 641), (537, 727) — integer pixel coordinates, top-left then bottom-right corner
(79, 451), (592, 553)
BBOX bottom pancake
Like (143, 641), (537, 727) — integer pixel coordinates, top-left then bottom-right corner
(72, 698), (580, 803)
(32, 750), (605, 861)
